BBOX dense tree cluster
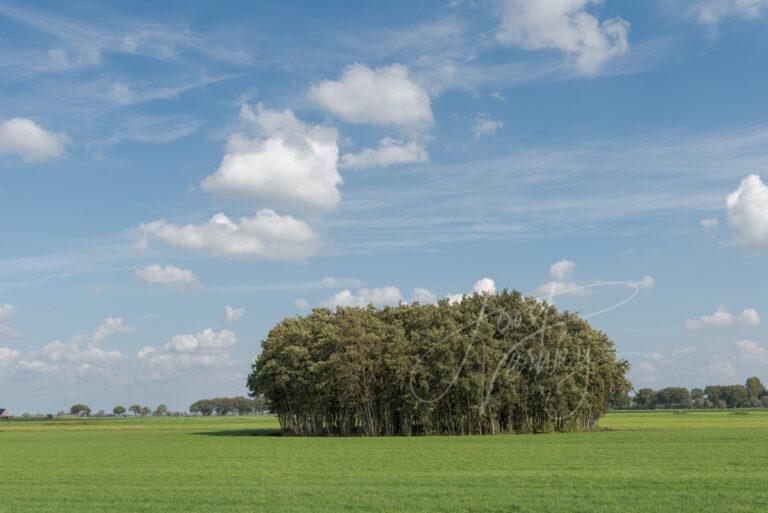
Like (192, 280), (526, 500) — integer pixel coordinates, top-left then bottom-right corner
(621, 377), (768, 409)
(189, 396), (269, 416)
(248, 291), (631, 436)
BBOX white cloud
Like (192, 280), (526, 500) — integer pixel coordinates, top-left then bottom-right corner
(134, 264), (203, 289)
(473, 277), (496, 294)
(0, 304), (14, 322)
(735, 339), (768, 365)
(447, 277), (497, 304)
(686, 306), (761, 329)
(340, 138), (428, 170)
(471, 114), (503, 138)
(164, 328), (236, 353)
(293, 298), (310, 310)
(726, 174), (768, 250)
(91, 317), (132, 343)
(138, 329), (237, 376)
(201, 103), (341, 213)
(309, 63), (433, 129)
(0, 304), (19, 339)
(321, 286), (403, 308)
(0, 347), (20, 372)
(688, 0), (768, 23)
(632, 274), (655, 290)
(411, 288), (438, 305)
(0, 118), (68, 161)
(13, 317), (131, 380)
(496, 0), (630, 75)
(549, 259), (576, 280)
(134, 210), (319, 260)
(700, 218), (720, 231)
(224, 305), (245, 323)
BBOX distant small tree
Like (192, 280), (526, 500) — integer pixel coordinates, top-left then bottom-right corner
(113, 406), (126, 416)
(690, 388), (704, 401)
(745, 377), (766, 401)
(129, 405), (142, 416)
(140, 406), (151, 417)
(154, 404), (169, 416)
(190, 399), (215, 416)
(70, 404), (91, 417)
(634, 388), (656, 409)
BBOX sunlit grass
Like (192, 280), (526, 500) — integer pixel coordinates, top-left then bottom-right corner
(1, 410), (767, 512)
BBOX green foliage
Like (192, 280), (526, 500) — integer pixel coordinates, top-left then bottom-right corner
(249, 290), (631, 436)
(113, 406), (126, 416)
(69, 404), (91, 416)
(189, 397), (268, 416)
(154, 404), (169, 416)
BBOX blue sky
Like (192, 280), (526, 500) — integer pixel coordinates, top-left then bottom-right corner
(2, 0), (768, 413)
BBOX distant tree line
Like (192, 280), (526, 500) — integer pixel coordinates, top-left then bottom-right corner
(615, 377), (768, 409)
(189, 396), (269, 416)
(66, 404), (181, 417)
(248, 291), (631, 436)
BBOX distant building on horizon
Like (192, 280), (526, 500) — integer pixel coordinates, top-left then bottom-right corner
(0, 408), (9, 419)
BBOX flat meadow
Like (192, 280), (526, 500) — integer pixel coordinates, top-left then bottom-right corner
(1, 410), (767, 513)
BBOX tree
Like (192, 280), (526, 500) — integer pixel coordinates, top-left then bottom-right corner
(113, 406), (126, 416)
(154, 404), (169, 416)
(129, 404), (142, 416)
(140, 406), (151, 417)
(190, 399), (215, 416)
(634, 389), (656, 409)
(656, 387), (690, 408)
(70, 404), (91, 417)
(248, 291), (631, 436)
(745, 377), (766, 401)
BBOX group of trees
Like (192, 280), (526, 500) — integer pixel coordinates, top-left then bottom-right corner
(248, 291), (631, 436)
(68, 404), (173, 417)
(622, 377), (768, 409)
(189, 396), (269, 416)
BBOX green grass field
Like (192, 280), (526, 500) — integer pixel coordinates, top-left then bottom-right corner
(2, 410), (767, 512)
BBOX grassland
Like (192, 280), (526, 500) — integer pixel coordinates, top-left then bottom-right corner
(1, 410), (767, 512)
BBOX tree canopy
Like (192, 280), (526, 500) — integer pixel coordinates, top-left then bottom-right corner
(248, 290), (631, 436)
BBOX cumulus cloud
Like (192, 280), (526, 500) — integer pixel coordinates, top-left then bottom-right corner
(735, 339), (768, 365)
(134, 210), (319, 260)
(134, 265), (203, 289)
(411, 288), (438, 305)
(700, 218), (720, 231)
(549, 259), (576, 280)
(0, 118), (68, 161)
(321, 286), (404, 308)
(688, 0), (768, 23)
(0, 347), (19, 375)
(224, 305), (245, 323)
(446, 278), (497, 304)
(0, 304), (19, 339)
(537, 260), (588, 298)
(293, 298), (310, 310)
(471, 113), (503, 138)
(138, 328), (237, 376)
(310, 63), (433, 129)
(632, 275), (655, 290)
(91, 317), (133, 343)
(686, 306), (761, 329)
(726, 174), (768, 250)
(16, 319), (126, 378)
(496, 0), (630, 75)
(201, 103), (341, 213)
(0, 304), (14, 322)
(340, 138), (428, 170)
